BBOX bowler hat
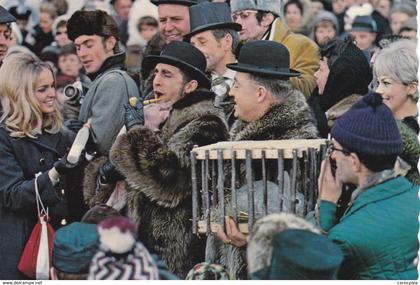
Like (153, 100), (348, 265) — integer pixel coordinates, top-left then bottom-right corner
(0, 5), (16, 24)
(184, 2), (241, 39)
(151, 0), (200, 6)
(144, 41), (211, 89)
(251, 229), (343, 280)
(227, 40), (300, 78)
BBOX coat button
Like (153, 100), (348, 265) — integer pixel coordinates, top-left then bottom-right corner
(39, 158), (45, 166)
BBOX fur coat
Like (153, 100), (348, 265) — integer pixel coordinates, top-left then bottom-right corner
(207, 89), (319, 279)
(109, 90), (229, 278)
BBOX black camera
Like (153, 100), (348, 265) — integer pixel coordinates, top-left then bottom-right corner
(63, 81), (84, 103)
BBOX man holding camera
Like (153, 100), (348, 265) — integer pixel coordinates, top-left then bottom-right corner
(66, 10), (139, 156)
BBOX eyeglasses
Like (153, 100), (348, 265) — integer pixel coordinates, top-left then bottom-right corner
(326, 143), (351, 157)
(232, 10), (258, 22)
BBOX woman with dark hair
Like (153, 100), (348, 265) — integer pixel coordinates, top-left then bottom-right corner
(308, 38), (372, 138)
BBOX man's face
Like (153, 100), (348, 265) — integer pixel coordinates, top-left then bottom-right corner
(58, 54), (82, 77)
(55, 26), (71, 47)
(329, 139), (358, 184)
(74, 35), (114, 74)
(332, 0), (346, 14)
(390, 12), (410, 34)
(315, 22), (336, 46)
(350, 30), (376, 50)
(0, 24), (11, 62)
(232, 10), (266, 42)
(229, 72), (260, 122)
(190, 30), (226, 73)
(158, 4), (190, 43)
(314, 57), (330, 95)
(377, 0), (390, 19)
(39, 12), (54, 33)
(153, 63), (186, 104)
(114, 0), (132, 21)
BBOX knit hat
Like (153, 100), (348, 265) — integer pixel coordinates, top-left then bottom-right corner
(331, 92), (403, 156)
(186, 262), (230, 280)
(230, 0), (281, 16)
(351, 15), (377, 33)
(8, 5), (31, 21)
(67, 10), (119, 41)
(52, 222), (99, 274)
(88, 216), (159, 280)
(251, 229), (343, 280)
(309, 10), (339, 39)
(81, 203), (121, 224)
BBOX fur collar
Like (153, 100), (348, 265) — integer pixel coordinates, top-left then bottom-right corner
(172, 90), (215, 110)
(230, 90), (319, 141)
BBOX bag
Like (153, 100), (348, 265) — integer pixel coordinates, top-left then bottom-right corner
(17, 173), (55, 280)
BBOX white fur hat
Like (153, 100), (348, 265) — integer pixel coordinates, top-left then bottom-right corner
(230, 0), (282, 16)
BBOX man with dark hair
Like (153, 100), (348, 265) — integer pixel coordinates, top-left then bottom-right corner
(0, 5), (16, 65)
(229, 0), (319, 98)
(66, 10), (140, 155)
(185, 2), (241, 125)
(318, 92), (419, 279)
(110, 0), (134, 45)
(108, 41), (229, 278)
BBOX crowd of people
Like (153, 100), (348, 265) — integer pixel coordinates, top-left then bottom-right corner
(0, 0), (418, 281)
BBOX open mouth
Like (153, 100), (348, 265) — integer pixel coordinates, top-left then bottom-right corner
(154, 90), (164, 98)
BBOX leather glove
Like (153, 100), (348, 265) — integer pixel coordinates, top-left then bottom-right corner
(65, 119), (84, 133)
(124, 98), (145, 131)
(98, 160), (125, 184)
(54, 154), (81, 175)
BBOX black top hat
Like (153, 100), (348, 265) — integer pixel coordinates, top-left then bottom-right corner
(227, 40), (300, 78)
(184, 2), (242, 39)
(151, 0), (199, 6)
(144, 41), (211, 89)
(8, 6), (31, 21)
(0, 5), (16, 24)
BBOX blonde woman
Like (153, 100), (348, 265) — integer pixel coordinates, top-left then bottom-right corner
(0, 53), (82, 279)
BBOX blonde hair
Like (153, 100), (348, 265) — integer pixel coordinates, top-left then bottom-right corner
(0, 53), (62, 138)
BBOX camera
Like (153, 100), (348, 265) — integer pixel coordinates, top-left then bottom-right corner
(63, 81), (84, 103)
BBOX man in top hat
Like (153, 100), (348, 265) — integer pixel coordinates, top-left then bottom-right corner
(0, 6), (16, 65)
(211, 40), (318, 279)
(66, 10), (140, 156)
(185, 2), (241, 126)
(107, 41), (229, 278)
(229, 0), (319, 98)
(349, 15), (377, 62)
(318, 92), (419, 279)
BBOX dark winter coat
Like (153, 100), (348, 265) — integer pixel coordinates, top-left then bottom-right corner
(0, 126), (77, 279)
(109, 90), (229, 278)
(208, 89), (319, 279)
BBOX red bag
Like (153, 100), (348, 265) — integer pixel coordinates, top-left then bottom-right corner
(17, 173), (55, 280)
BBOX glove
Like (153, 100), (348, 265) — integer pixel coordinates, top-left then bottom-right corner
(65, 119), (84, 133)
(98, 160), (125, 184)
(124, 98), (145, 131)
(54, 154), (81, 175)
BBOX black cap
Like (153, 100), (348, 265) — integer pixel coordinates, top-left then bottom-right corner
(227, 40), (300, 78)
(151, 0), (200, 6)
(0, 5), (16, 24)
(184, 2), (241, 39)
(144, 41), (211, 89)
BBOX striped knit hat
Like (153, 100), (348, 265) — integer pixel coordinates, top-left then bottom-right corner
(88, 216), (159, 280)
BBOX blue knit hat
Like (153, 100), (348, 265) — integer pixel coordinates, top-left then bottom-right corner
(331, 92), (403, 156)
(52, 222), (99, 274)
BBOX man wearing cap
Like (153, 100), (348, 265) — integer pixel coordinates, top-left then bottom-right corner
(0, 6), (16, 65)
(229, 0), (319, 98)
(109, 41), (229, 278)
(186, 2), (241, 126)
(318, 92), (419, 279)
(349, 15), (377, 62)
(212, 40), (318, 279)
(66, 10), (140, 155)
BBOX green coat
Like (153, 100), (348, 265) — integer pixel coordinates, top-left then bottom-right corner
(320, 176), (419, 279)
